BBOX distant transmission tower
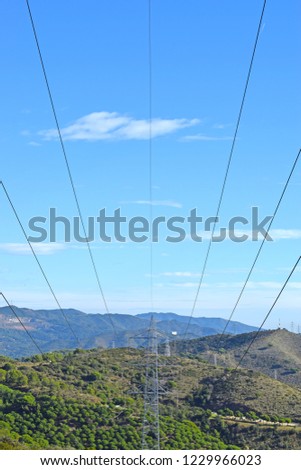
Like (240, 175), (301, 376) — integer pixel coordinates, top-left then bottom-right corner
(141, 316), (161, 450)
(165, 338), (171, 357)
(213, 353), (217, 366)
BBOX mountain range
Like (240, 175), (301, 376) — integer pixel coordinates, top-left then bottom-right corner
(1, 311), (301, 449)
(0, 306), (258, 358)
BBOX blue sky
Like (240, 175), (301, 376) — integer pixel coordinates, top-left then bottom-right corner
(0, 0), (300, 330)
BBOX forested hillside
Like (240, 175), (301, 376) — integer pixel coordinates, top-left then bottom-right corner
(1, 347), (301, 450)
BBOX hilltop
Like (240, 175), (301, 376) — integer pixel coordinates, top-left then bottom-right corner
(174, 328), (301, 388)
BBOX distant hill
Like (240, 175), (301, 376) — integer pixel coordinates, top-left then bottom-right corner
(0, 306), (257, 358)
(1, 348), (301, 450)
(137, 312), (256, 335)
(174, 328), (301, 388)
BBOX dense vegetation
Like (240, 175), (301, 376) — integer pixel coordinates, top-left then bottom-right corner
(0, 347), (301, 450)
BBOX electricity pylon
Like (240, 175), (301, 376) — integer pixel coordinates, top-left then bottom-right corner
(141, 316), (162, 450)
(164, 337), (171, 357)
(129, 316), (170, 449)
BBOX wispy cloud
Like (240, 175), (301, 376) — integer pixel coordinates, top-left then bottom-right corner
(158, 280), (301, 291)
(20, 130), (31, 136)
(248, 281), (301, 290)
(212, 123), (232, 130)
(28, 141), (41, 147)
(269, 229), (301, 240)
(232, 229), (301, 241)
(40, 111), (200, 141)
(170, 282), (201, 288)
(209, 281), (301, 290)
(162, 271), (202, 278)
(0, 243), (66, 255)
(181, 134), (232, 142)
(184, 229), (301, 242)
(260, 22), (266, 34)
(122, 200), (183, 208)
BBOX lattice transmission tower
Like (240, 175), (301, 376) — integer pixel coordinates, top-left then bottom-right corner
(141, 316), (163, 450)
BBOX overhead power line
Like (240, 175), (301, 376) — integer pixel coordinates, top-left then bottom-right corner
(216, 148), (301, 346)
(234, 255), (301, 370)
(0, 292), (44, 356)
(25, 0), (116, 338)
(148, 0), (154, 311)
(183, 0), (267, 337)
(140, 1), (161, 451)
(0, 181), (80, 346)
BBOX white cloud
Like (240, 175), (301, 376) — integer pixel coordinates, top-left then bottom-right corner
(153, 278), (301, 292)
(40, 111), (200, 141)
(162, 271), (202, 278)
(196, 281), (301, 291)
(269, 229), (301, 240)
(212, 123), (232, 130)
(0, 243), (66, 255)
(122, 200), (183, 208)
(184, 229), (301, 242)
(276, 266), (301, 273)
(28, 141), (41, 147)
(182, 134), (232, 142)
(171, 282), (201, 288)
(248, 281), (301, 290)
(234, 229), (301, 241)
